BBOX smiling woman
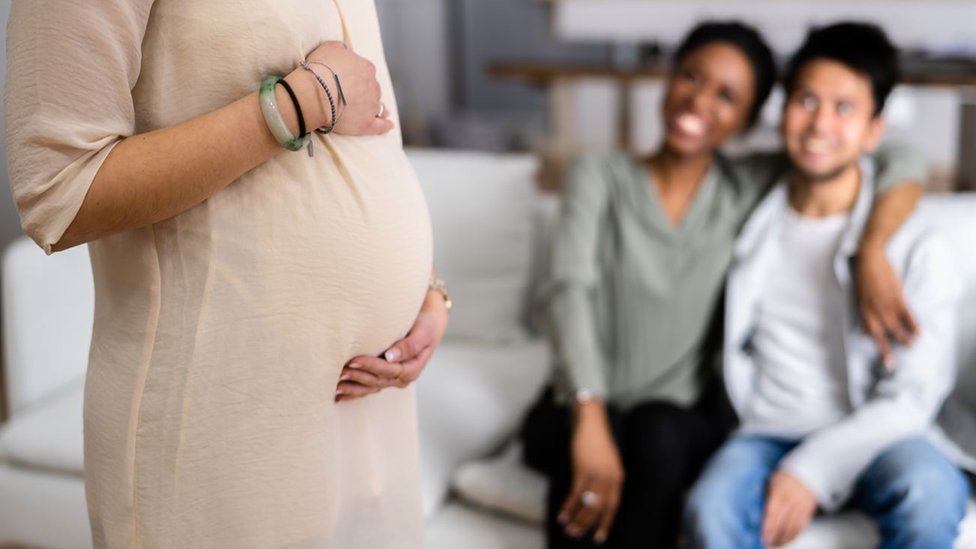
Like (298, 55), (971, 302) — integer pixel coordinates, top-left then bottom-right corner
(519, 20), (929, 549)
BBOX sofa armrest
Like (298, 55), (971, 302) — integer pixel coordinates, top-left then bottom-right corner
(2, 237), (93, 417)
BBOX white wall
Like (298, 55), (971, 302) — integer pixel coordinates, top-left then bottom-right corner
(544, 1), (969, 179)
(553, 0), (976, 55)
(375, 0), (452, 119)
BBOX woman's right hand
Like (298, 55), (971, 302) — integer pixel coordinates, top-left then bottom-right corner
(559, 401), (624, 545)
(291, 41), (394, 136)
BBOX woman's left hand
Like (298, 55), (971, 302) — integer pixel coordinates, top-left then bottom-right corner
(335, 291), (449, 403)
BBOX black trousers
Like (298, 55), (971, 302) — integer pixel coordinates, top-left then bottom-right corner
(520, 384), (735, 549)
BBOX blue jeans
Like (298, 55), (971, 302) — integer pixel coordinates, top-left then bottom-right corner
(683, 436), (969, 549)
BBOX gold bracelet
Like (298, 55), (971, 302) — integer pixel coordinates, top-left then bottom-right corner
(428, 278), (452, 312)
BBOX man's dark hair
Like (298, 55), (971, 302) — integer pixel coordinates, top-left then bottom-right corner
(673, 21), (777, 130)
(784, 22), (899, 117)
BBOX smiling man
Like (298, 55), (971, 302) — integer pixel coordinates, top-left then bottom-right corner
(682, 22), (971, 549)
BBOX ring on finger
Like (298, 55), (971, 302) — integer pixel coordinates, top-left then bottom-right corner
(394, 362), (405, 383)
(580, 490), (600, 508)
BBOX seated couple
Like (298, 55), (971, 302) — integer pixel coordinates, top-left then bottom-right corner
(521, 20), (974, 549)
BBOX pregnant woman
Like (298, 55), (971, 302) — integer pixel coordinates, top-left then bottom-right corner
(5, 1), (447, 547)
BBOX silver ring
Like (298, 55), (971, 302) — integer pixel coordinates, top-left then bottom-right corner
(376, 102), (386, 118)
(580, 490), (599, 508)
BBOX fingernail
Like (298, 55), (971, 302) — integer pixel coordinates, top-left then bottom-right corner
(384, 349), (400, 362)
(348, 363), (362, 369)
(595, 533), (607, 545)
(566, 526), (580, 538)
(335, 390), (344, 396)
(557, 513), (568, 525)
(339, 374), (350, 381)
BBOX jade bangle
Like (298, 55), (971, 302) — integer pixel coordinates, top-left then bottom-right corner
(258, 76), (309, 152)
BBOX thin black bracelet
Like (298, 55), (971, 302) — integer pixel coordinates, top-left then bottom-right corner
(276, 78), (307, 139)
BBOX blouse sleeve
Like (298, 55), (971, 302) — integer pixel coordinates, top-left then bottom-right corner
(546, 155), (612, 399)
(870, 142), (928, 194)
(4, 0), (155, 253)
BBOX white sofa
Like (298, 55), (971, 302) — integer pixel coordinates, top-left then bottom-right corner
(1, 148), (975, 548)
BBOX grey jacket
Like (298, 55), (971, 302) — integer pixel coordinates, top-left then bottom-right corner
(723, 160), (970, 512)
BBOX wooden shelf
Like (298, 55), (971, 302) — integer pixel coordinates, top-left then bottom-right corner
(488, 59), (976, 191)
(489, 60), (976, 88)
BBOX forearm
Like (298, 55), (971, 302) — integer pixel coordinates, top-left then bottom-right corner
(572, 397), (610, 432)
(859, 183), (923, 251)
(780, 397), (929, 510)
(54, 71), (330, 251)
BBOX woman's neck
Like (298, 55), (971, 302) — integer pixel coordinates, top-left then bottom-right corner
(644, 147), (714, 226)
(647, 148), (713, 190)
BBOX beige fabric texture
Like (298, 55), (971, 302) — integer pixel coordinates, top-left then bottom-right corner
(5, 1), (432, 547)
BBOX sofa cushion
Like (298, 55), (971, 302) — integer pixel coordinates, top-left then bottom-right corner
(407, 148), (540, 343)
(915, 194), (976, 407)
(0, 465), (91, 549)
(449, 444), (976, 549)
(0, 378), (84, 475)
(782, 499), (976, 549)
(417, 339), (550, 518)
(427, 500), (543, 549)
(452, 440), (547, 524)
(448, 442), (898, 544)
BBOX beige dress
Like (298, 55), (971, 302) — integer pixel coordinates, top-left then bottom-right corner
(5, 1), (431, 547)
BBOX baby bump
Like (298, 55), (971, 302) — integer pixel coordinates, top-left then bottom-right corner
(116, 146), (432, 533)
(197, 143), (433, 382)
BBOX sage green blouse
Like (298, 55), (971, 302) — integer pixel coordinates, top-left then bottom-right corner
(547, 147), (925, 410)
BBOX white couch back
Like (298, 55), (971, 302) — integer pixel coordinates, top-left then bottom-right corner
(914, 194), (976, 402)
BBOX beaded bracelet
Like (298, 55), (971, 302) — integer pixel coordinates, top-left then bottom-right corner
(300, 61), (345, 135)
(309, 62), (348, 113)
(312, 62), (347, 134)
(258, 76), (310, 152)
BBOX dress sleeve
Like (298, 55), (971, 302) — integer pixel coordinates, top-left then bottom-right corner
(4, 0), (155, 253)
(546, 155), (611, 399)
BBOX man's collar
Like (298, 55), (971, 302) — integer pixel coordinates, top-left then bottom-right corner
(734, 157), (876, 261)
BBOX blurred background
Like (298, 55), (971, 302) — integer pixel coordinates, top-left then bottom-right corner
(371, 0), (976, 188)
